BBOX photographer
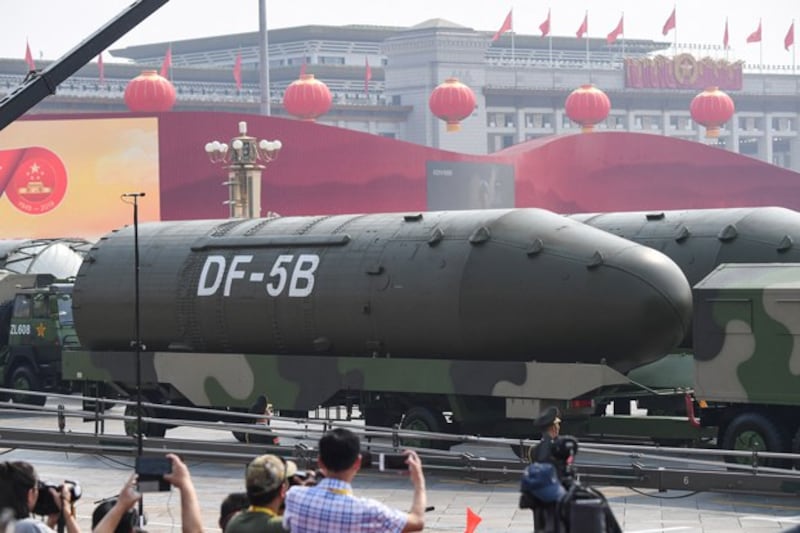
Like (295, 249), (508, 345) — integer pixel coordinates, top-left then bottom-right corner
(0, 461), (81, 533)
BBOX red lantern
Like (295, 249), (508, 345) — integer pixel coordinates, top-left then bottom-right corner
(429, 78), (476, 132)
(690, 87), (735, 138)
(124, 70), (176, 112)
(565, 84), (611, 133)
(283, 74), (332, 121)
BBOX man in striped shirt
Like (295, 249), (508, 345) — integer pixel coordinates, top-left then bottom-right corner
(283, 428), (426, 533)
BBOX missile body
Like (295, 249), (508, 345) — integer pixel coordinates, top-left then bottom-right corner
(74, 208), (692, 373)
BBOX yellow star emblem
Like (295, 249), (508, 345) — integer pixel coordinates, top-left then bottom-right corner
(35, 323), (46, 338)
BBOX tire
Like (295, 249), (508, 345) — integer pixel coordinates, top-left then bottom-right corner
(9, 366), (46, 406)
(791, 425), (800, 470)
(721, 412), (789, 469)
(124, 403), (167, 438)
(400, 406), (453, 450)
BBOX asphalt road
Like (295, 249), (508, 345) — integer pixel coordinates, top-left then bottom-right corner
(1, 398), (799, 532)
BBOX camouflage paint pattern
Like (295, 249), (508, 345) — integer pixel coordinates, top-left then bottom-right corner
(62, 349), (630, 416)
(694, 263), (800, 405)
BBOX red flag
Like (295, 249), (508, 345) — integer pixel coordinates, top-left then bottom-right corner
(607, 15), (624, 44)
(746, 20), (762, 43)
(98, 53), (105, 85)
(160, 45), (172, 78)
(785, 21), (795, 51)
(492, 9), (513, 41)
(300, 59), (307, 77)
(364, 56), (372, 94)
(723, 18), (729, 49)
(233, 52), (242, 90)
(465, 507), (482, 533)
(576, 12), (588, 39)
(539, 9), (551, 37)
(24, 40), (35, 71)
(662, 7), (676, 36)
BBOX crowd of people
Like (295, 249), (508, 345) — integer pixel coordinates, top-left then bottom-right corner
(0, 428), (427, 533)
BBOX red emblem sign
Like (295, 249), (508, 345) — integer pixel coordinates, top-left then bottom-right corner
(0, 147), (68, 215)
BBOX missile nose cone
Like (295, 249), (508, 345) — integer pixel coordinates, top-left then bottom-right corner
(606, 244), (693, 370)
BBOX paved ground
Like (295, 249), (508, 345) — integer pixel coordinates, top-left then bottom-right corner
(2, 399), (800, 532)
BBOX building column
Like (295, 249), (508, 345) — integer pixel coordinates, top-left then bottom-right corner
(728, 113), (740, 154)
(789, 137), (800, 172)
(517, 109), (526, 143)
(554, 109), (564, 134)
(758, 112), (774, 164)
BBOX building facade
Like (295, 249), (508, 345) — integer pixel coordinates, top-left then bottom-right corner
(3, 19), (799, 170)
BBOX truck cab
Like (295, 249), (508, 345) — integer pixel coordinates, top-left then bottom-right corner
(0, 280), (77, 405)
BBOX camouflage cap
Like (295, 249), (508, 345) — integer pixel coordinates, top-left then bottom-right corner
(245, 455), (292, 492)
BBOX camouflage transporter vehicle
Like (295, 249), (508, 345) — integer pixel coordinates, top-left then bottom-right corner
(0, 272), (77, 405)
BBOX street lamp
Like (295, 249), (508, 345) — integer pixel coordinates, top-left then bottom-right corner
(121, 191), (145, 527)
(205, 121), (281, 219)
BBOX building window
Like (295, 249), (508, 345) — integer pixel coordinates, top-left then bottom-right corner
(319, 56), (345, 65)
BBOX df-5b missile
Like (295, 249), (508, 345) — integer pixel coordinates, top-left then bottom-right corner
(73, 208), (691, 373)
(570, 206), (800, 347)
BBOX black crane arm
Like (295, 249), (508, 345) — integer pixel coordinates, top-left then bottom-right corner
(0, 0), (170, 131)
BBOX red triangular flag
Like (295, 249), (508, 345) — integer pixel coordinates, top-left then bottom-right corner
(492, 9), (513, 41)
(785, 21), (795, 51)
(233, 51), (242, 90)
(160, 45), (172, 78)
(576, 12), (588, 39)
(607, 15), (624, 44)
(723, 18), (729, 49)
(747, 20), (762, 43)
(465, 507), (482, 533)
(364, 56), (372, 94)
(98, 53), (105, 85)
(539, 9), (551, 37)
(24, 40), (35, 71)
(662, 7), (676, 36)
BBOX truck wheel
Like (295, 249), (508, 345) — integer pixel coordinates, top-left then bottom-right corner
(124, 404), (167, 438)
(791, 426), (800, 470)
(9, 366), (46, 406)
(400, 406), (453, 450)
(721, 412), (788, 469)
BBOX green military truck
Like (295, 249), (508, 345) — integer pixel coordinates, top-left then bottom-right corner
(693, 263), (800, 467)
(0, 273), (77, 405)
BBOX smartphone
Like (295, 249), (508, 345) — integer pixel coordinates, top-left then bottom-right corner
(378, 453), (407, 471)
(135, 456), (172, 492)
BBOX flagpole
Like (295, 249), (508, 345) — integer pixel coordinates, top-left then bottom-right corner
(673, 4), (677, 53)
(586, 11), (591, 83)
(725, 18), (729, 62)
(512, 29), (517, 88)
(548, 35), (553, 69)
(621, 12), (626, 62)
(793, 19), (796, 74)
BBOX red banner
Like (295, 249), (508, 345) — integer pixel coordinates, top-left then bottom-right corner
(625, 54), (742, 90)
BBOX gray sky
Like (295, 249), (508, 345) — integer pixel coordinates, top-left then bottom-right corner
(4, 0), (798, 68)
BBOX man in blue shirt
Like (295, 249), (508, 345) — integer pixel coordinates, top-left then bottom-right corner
(283, 428), (426, 533)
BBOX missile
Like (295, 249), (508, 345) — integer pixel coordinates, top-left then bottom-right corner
(570, 206), (800, 346)
(73, 208), (692, 373)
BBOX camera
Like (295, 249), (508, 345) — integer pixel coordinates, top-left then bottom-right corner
(135, 456), (172, 492)
(33, 480), (82, 516)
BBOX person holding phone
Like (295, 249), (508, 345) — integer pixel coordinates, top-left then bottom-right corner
(283, 428), (426, 533)
(93, 454), (202, 533)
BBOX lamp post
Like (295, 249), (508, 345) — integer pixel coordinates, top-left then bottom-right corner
(205, 121), (281, 219)
(121, 191), (145, 526)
